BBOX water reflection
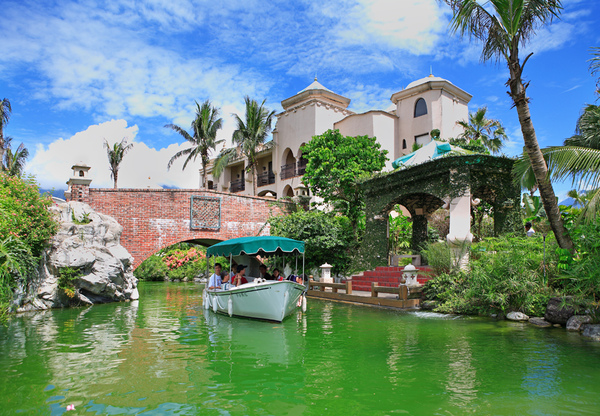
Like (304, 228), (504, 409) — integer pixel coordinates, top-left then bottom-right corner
(1, 284), (600, 415)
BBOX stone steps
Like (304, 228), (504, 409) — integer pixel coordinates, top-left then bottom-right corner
(350, 266), (432, 292)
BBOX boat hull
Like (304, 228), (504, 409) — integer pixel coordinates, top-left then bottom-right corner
(204, 280), (305, 322)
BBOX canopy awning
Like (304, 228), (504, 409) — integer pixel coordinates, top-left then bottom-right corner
(207, 236), (305, 257)
(392, 140), (467, 169)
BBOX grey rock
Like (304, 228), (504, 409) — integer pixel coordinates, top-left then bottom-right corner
(582, 324), (600, 341)
(529, 317), (552, 327)
(567, 315), (592, 331)
(16, 201), (138, 312)
(507, 311), (529, 321)
(545, 297), (578, 325)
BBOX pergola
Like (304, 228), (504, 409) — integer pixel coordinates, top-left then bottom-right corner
(358, 155), (523, 269)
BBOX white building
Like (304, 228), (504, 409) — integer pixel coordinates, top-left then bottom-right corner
(206, 74), (471, 198)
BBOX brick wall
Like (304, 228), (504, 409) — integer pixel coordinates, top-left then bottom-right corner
(82, 188), (285, 268)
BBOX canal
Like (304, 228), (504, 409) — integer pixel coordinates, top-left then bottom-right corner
(1, 282), (599, 415)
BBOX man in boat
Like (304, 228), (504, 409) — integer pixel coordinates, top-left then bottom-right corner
(232, 264), (248, 287)
(208, 263), (228, 290)
(259, 264), (272, 280)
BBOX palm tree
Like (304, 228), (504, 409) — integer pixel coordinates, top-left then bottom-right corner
(444, 0), (573, 251)
(515, 104), (600, 222)
(0, 98), (11, 165)
(213, 97), (275, 196)
(2, 137), (29, 177)
(590, 46), (600, 95)
(104, 138), (133, 189)
(456, 107), (507, 154)
(165, 100), (223, 189)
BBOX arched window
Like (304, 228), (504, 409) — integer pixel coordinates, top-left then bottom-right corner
(402, 139), (407, 150)
(414, 98), (427, 117)
(79, 170), (84, 177)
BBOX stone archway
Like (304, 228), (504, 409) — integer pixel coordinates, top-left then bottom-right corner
(358, 155), (522, 269)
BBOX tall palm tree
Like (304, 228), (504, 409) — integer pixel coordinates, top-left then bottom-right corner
(444, 0), (573, 251)
(456, 107), (507, 154)
(590, 46), (600, 95)
(104, 138), (133, 189)
(213, 97), (275, 196)
(165, 100), (223, 189)
(0, 98), (11, 165)
(2, 137), (29, 177)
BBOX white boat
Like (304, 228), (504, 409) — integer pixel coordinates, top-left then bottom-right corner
(204, 236), (307, 322)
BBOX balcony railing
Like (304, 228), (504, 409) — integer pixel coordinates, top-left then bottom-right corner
(230, 179), (245, 193)
(280, 163), (296, 180)
(297, 158), (308, 176)
(257, 171), (275, 187)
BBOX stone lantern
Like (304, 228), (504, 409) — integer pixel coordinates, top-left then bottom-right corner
(402, 264), (419, 286)
(320, 263), (333, 283)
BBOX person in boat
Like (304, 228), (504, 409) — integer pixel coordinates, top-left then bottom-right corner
(208, 263), (227, 290)
(259, 264), (272, 280)
(232, 264), (248, 287)
(273, 268), (284, 281)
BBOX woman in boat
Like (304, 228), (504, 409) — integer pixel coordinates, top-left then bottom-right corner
(273, 268), (284, 281)
(232, 264), (248, 287)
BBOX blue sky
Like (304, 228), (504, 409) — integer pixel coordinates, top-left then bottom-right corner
(1, 0), (599, 197)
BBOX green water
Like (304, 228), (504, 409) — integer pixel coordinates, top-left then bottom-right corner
(1, 283), (599, 415)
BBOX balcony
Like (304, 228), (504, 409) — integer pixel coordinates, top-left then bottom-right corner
(280, 163), (296, 180)
(297, 158), (308, 176)
(230, 179), (245, 193)
(257, 171), (275, 187)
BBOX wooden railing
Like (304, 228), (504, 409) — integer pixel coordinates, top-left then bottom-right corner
(230, 179), (245, 193)
(256, 171), (275, 187)
(371, 283), (423, 300)
(308, 280), (353, 294)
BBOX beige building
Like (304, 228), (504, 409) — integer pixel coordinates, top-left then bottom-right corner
(206, 74), (472, 198)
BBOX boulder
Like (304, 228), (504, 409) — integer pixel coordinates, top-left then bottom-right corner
(581, 324), (600, 341)
(567, 315), (592, 331)
(507, 311), (529, 321)
(16, 201), (138, 312)
(545, 297), (578, 325)
(529, 317), (551, 327)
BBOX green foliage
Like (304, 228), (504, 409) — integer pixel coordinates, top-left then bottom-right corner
(0, 173), (58, 257)
(134, 255), (168, 281)
(389, 208), (412, 255)
(454, 106), (507, 154)
(57, 266), (82, 298)
(104, 138), (133, 189)
(269, 209), (354, 275)
(449, 137), (489, 154)
(0, 235), (37, 321)
(301, 129), (388, 231)
(471, 201), (494, 241)
(423, 236), (559, 316)
(554, 218), (600, 309)
(71, 211), (91, 225)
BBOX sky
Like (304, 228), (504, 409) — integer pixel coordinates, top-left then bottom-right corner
(1, 0), (599, 199)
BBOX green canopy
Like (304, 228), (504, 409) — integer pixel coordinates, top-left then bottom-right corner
(207, 236), (305, 257)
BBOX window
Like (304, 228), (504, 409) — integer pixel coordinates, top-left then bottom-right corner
(415, 133), (430, 146)
(402, 139), (407, 149)
(414, 98), (427, 117)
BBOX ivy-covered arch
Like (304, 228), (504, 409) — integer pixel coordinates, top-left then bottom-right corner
(358, 155), (522, 269)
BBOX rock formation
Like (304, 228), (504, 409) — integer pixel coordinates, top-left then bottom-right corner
(17, 201), (138, 312)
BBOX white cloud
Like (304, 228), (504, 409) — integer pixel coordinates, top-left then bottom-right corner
(26, 120), (204, 190)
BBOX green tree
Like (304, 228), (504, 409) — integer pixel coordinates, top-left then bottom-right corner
(590, 46), (600, 95)
(165, 100), (224, 189)
(455, 107), (507, 154)
(213, 97), (275, 195)
(2, 138), (29, 177)
(301, 129), (388, 232)
(269, 209), (354, 275)
(0, 98), (11, 165)
(104, 138), (133, 189)
(444, 0), (574, 252)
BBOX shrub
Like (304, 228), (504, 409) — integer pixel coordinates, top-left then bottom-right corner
(134, 255), (168, 281)
(0, 173), (58, 257)
(269, 209), (354, 275)
(57, 266), (82, 298)
(423, 236), (560, 316)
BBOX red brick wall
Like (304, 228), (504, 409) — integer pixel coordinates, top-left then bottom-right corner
(83, 188), (285, 268)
